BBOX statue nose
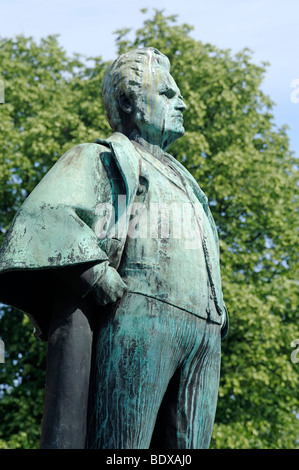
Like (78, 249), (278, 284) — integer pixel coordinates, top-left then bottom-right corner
(176, 96), (187, 112)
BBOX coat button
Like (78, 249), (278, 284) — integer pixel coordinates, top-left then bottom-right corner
(137, 185), (145, 195)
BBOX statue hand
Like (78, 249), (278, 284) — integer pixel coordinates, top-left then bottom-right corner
(92, 266), (128, 306)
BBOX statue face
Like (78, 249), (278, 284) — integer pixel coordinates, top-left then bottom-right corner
(131, 63), (187, 150)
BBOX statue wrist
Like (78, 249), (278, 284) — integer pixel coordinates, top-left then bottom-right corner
(92, 266), (128, 306)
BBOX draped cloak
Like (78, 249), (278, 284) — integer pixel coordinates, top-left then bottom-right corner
(0, 132), (228, 340)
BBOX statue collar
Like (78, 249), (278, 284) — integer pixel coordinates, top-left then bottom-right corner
(95, 132), (210, 220)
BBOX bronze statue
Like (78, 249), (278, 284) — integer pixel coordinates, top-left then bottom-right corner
(0, 47), (228, 449)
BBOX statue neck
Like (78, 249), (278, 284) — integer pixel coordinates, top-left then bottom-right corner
(130, 133), (165, 161)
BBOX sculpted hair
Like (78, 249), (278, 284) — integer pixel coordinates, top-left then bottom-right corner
(102, 47), (170, 132)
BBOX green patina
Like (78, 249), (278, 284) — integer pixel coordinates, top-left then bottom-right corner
(0, 47), (228, 449)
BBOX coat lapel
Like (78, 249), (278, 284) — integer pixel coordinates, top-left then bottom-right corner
(95, 132), (140, 208)
(95, 133), (218, 244)
(165, 152), (219, 243)
(94, 133), (141, 241)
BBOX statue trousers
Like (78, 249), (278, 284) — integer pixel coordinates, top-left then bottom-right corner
(87, 292), (221, 449)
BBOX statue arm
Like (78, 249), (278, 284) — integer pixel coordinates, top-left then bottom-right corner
(0, 142), (129, 337)
(56, 261), (128, 306)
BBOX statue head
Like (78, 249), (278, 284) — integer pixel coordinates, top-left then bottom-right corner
(102, 47), (187, 151)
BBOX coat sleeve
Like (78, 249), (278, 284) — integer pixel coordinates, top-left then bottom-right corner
(0, 142), (124, 339)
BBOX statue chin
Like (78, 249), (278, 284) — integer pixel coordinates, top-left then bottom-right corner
(163, 126), (185, 149)
(128, 120), (185, 151)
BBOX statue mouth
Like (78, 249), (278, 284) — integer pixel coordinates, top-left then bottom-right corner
(173, 114), (184, 121)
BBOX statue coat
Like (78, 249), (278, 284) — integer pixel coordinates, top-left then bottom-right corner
(0, 132), (228, 339)
(0, 132), (228, 447)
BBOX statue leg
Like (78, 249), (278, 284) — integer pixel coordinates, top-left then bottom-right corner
(87, 293), (188, 449)
(150, 320), (221, 449)
(87, 293), (221, 449)
(40, 284), (94, 449)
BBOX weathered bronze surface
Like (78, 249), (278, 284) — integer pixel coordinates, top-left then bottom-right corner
(0, 48), (228, 449)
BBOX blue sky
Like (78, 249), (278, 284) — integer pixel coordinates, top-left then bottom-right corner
(1, 0), (298, 157)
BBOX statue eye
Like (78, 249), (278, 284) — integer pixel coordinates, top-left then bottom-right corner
(160, 88), (175, 99)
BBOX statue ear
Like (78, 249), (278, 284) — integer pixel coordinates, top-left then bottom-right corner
(118, 93), (133, 114)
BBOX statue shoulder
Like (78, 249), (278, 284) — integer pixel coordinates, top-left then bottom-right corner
(38, 134), (140, 208)
(40, 141), (115, 187)
(56, 133), (138, 174)
(57, 141), (111, 167)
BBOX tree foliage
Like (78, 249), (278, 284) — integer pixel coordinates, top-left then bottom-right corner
(0, 10), (298, 449)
